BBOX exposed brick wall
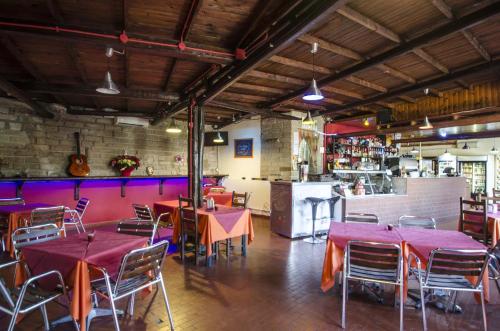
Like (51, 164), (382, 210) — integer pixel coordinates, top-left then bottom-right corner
(0, 99), (217, 177)
(260, 117), (293, 180)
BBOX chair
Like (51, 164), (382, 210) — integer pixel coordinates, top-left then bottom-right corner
(304, 197), (326, 244)
(408, 249), (489, 331)
(29, 206), (66, 236)
(459, 197), (489, 244)
(117, 219), (159, 245)
(90, 240), (174, 331)
(64, 198), (90, 234)
(398, 216), (436, 230)
(488, 241), (500, 295)
(132, 204), (155, 221)
(342, 240), (404, 331)
(179, 196), (200, 264)
(231, 191), (249, 208)
(0, 262), (76, 331)
(0, 198), (24, 251)
(344, 213), (379, 224)
(12, 224), (62, 260)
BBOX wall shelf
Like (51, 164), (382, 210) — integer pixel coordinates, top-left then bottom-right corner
(0, 175), (228, 200)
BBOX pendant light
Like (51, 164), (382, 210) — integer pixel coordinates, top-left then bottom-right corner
(302, 111), (315, 125)
(362, 118), (370, 127)
(410, 145), (419, 154)
(96, 71), (120, 95)
(213, 131), (224, 143)
(462, 142), (470, 150)
(303, 42), (323, 101)
(419, 116), (433, 130)
(165, 118), (181, 133)
(96, 47), (120, 95)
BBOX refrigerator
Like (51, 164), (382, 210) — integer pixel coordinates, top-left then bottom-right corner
(458, 156), (487, 196)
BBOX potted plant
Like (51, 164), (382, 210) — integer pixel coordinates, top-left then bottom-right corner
(110, 155), (141, 176)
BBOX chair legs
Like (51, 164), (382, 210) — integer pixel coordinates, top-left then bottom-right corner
(341, 272), (348, 329)
(40, 304), (50, 331)
(159, 276), (175, 330)
(480, 290), (488, 331)
(420, 284), (427, 331)
(399, 284), (404, 331)
(104, 275), (121, 331)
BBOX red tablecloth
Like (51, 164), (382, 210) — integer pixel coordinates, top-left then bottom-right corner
(21, 231), (148, 330)
(0, 203), (53, 255)
(321, 222), (490, 303)
(206, 192), (233, 207)
(153, 200), (254, 256)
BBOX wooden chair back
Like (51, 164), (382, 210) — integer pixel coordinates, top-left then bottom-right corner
(344, 213), (379, 224)
(426, 249), (489, 288)
(231, 191), (248, 208)
(459, 197), (489, 244)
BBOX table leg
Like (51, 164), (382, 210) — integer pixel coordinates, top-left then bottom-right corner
(50, 308), (125, 330)
(242, 234), (247, 257)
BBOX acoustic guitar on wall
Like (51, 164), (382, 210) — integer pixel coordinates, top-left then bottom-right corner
(68, 132), (90, 177)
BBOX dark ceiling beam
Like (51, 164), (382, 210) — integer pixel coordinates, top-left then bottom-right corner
(318, 59), (500, 117)
(236, 0), (277, 49)
(0, 23), (233, 65)
(264, 2), (500, 108)
(1, 36), (46, 82)
(0, 78), (54, 118)
(67, 108), (152, 118)
(151, 0), (349, 124)
(208, 100), (301, 120)
(18, 82), (180, 102)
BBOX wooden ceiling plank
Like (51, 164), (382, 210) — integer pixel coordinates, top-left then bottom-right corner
(236, 0), (274, 49)
(247, 70), (306, 85)
(376, 64), (416, 84)
(1, 36), (46, 83)
(399, 95), (417, 103)
(298, 34), (362, 61)
(47, 0), (65, 24)
(461, 30), (491, 61)
(432, 0), (454, 19)
(231, 82), (288, 95)
(208, 100), (301, 120)
(0, 77), (53, 118)
(412, 48), (450, 73)
(336, 6), (401, 43)
(345, 76), (387, 93)
(322, 86), (364, 100)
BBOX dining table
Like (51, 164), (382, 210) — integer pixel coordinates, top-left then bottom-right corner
(0, 202), (53, 256)
(486, 211), (500, 248)
(19, 230), (148, 330)
(153, 200), (254, 259)
(205, 191), (233, 207)
(321, 222), (490, 304)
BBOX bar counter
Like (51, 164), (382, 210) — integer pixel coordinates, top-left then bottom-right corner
(270, 176), (467, 238)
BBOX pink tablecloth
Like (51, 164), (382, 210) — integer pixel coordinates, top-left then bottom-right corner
(22, 231), (148, 330)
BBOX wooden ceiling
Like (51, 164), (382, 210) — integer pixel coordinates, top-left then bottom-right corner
(0, 0), (499, 127)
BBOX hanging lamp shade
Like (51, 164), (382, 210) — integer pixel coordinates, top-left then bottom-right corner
(302, 111), (315, 125)
(302, 78), (324, 101)
(213, 131), (224, 143)
(462, 142), (470, 150)
(165, 118), (181, 133)
(419, 116), (433, 129)
(410, 146), (419, 154)
(96, 71), (120, 95)
(490, 146), (499, 155)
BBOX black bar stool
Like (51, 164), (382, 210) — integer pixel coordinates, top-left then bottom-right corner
(303, 197), (326, 244)
(322, 196), (341, 239)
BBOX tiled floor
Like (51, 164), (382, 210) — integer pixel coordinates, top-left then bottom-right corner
(1, 216), (499, 330)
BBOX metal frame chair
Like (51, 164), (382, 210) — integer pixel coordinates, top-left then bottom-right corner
(29, 206), (66, 237)
(64, 197), (90, 233)
(117, 218), (159, 245)
(132, 204), (155, 221)
(0, 262), (77, 331)
(488, 241), (500, 295)
(398, 216), (436, 230)
(179, 195), (199, 264)
(12, 224), (62, 260)
(0, 198), (25, 206)
(408, 248), (489, 331)
(342, 240), (404, 330)
(90, 240), (174, 331)
(344, 213), (379, 224)
(460, 197), (489, 244)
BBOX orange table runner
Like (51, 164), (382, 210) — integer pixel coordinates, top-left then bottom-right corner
(153, 200), (254, 256)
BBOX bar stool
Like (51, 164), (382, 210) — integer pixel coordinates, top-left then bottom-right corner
(303, 197), (326, 244)
(321, 196), (341, 239)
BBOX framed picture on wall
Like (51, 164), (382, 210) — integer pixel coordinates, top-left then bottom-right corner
(234, 138), (253, 158)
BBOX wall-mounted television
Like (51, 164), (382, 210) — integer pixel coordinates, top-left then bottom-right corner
(204, 131), (229, 146)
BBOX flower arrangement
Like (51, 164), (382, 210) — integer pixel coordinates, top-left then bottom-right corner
(110, 155), (140, 176)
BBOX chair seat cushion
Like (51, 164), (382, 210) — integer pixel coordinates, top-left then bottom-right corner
(348, 264), (398, 283)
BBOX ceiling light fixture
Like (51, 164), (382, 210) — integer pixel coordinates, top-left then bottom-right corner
(491, 138), (499, 155)
(96, 47), (120, 95)
(419, 116), (433, 130)
(213, 131), (224, 143)
(302, 111), (315, 125)
(439, 130), (447, 138)
(462, 142), (470, 150)
(165, 118), (181, 133)
(362, 118), (370, 127)
(410, 145), (419, 154)
(303, 42), (323, 101)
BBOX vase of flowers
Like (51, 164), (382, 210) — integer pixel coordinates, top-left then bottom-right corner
(110, 155), (141, 176)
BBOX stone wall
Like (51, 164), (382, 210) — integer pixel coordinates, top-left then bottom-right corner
(0, 99), (217, 177)
(260, 117), (293, 180)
